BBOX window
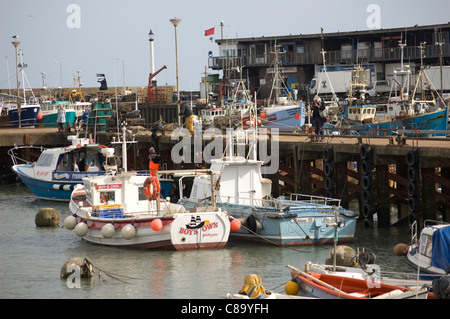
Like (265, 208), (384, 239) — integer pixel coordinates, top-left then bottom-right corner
(419, 234), (433, 258)
(36, 153), (54, 167)
(138, 187), (146, 201)
(100, 192), (115, 204)
(297, 46), (305, 54)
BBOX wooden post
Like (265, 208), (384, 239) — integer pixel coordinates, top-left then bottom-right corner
(335, 162), (349, 209)
(422, 167), (437, 222)
(375, 164), (391, 227)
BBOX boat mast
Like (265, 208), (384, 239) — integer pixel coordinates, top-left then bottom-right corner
(318, 28), (338, 105)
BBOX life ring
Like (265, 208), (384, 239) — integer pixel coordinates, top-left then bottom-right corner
(338, 106), (345, 115)
(399, 111), (406, 117)
(143, 176), (160, 200)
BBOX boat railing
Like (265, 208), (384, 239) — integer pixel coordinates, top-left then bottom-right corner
(289, 193), (341, 207)
(7, 145), (46, 166)
(410, 220), (418, 245)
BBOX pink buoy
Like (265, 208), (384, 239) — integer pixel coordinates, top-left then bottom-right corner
(230, 218), (241, 231)
(151, 219), (163, 231)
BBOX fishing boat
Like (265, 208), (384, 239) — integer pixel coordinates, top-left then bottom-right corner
(9, 135), (119, 201)
(9, 131), (173, 201)
(39, 72), (91, 127)
(64, 127), (233, 250)
(200, 105), (226, 127)
(286, 265), (432, 299)
(405, 220), (450, 278)
(179, 124), (358, 246)
(327, 42), (448, 137)
(259, 45), (304, 131)
(1, 50), (40, 127)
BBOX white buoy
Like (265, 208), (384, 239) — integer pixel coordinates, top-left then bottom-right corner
(64, 215), (77, 230)
(121, 224), (136, 240)
(101, 224), (116, 238)
(74, 222), (89, 237)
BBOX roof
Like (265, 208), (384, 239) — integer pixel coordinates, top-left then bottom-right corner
(216, 23), (450, 44)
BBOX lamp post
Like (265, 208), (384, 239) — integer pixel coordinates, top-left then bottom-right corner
(12, 36), (21, 128)
(170, 17), (181, 125)
(53, 60), (63, 91)
(148, 29), (155, 74)
(117, 57), (125, 94)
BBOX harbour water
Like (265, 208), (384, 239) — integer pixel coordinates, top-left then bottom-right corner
(0, 183), (415, 299)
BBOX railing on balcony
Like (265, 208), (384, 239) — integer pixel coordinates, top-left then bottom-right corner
(209, 43), (450, 70)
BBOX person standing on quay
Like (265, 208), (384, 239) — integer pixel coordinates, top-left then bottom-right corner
(312, 95), (326, 141)
(179, 100), (194, 135)
(57, 104), (66, 132)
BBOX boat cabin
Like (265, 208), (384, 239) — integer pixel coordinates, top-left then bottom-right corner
(201, 107), (226, 125)
(346, 105), (377, 123)
(189, 157), (272, 206)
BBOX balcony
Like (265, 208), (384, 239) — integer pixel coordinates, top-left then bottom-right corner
(209, 43), (450, 70)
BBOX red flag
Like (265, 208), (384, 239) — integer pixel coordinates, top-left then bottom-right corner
(205, 27), (215, 36)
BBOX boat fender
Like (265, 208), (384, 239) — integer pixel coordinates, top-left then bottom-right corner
(121, 224), (136, 240)
(245, 215), (262, 233)
(63, 215), (78, 230)
(101, 223), (116, 238)
(74, 222), (89, 237)
(143, 176), (161, 201)
(229, 217), (242, 231)
(151, 219), (163, 232)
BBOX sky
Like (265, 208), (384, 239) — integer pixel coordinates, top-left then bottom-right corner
(1, 0), (450, 93)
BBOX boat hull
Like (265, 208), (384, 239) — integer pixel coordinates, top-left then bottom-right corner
(327, 107), (449, 136)
(40, 110), (77, 127)
(182, 200), (357, 246)
(261, 104), (304, 131)
(8, 104), (40, 127)
(71, 211), (230, 250)
(291, 272), (427, 299)
(12, 165), (105, 201)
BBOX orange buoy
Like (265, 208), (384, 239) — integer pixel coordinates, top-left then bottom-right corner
(230, 218), (241, 231)
(151, 219), (163, 231)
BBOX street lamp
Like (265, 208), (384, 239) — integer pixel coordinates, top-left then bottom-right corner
(11, 35), (21, 128)
(53, 60), (63, 90)
(170, 17), (181, 125)
(117, 57), (125, 94)
(148, 29), (155, 74)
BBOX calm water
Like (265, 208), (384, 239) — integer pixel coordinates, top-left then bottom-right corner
(0, 183), (414, 299)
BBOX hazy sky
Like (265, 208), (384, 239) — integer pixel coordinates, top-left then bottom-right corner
(1, 0), (450, 92)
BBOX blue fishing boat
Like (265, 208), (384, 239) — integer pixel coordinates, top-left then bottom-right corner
(327, 103), (449, 137)
(325, 42), (448, 137)
(9, 134), (174, 201)
(179, 127), (358, 246)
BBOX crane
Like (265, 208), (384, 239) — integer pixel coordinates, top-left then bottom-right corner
(147, 65), (167, 103)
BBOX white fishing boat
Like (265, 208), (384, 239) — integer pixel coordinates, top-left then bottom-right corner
(179, 118), (358, 246)
(64, 127), (234, 250)
(405, 220), (450, 278)
(259, 45), (304, 131)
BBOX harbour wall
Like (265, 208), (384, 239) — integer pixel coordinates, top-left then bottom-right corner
(1, 127), (450, 229)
